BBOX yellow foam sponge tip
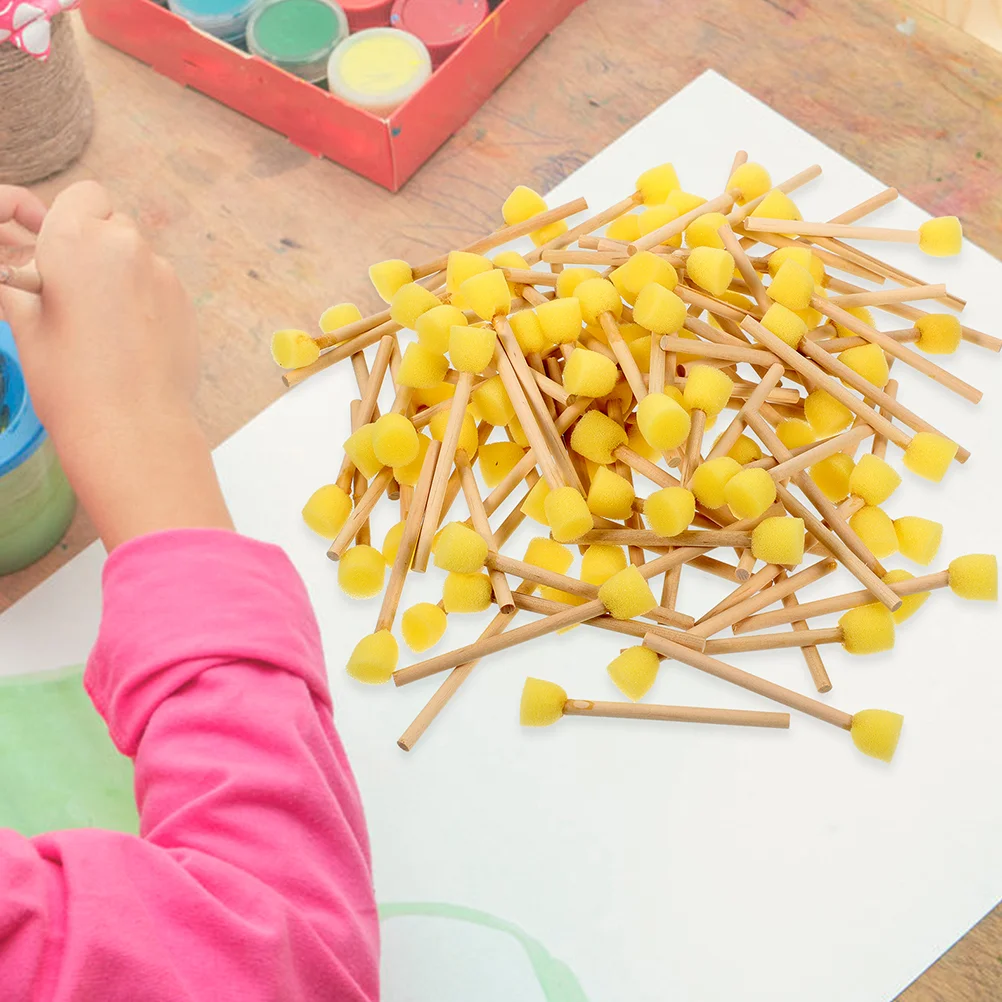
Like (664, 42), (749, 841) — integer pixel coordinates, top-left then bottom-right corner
(369, 259), (413, 303)
(638, 392), (691, 451)
(795, 304), (824, 330)
(776, 418), (816, 451)
(893, 516), (942, 566)
(903, 432), (958, 483)
(752, 516), (805, 566)
(840, 343), (890, 389)
(767, 259), (815, 311)
(633, 283), (687, 335)
(851, 709), (904, 762)
(502, 185), (547, 224)
(393, 433), (432, 487)
(446, 250), (493, 293)
(881, 568), (930, 623)
(381, 520), (407, 565)
(840, 604), (895, 654)
(849, 506), (898, 559)
(545, 487), (594, 543)
(390, 282), (441, 329)
(412, 382), (455, 408)
(599, 565), (657, 620)
(761, 302), (807, 349)
(401, 603), (448, 653)
(495, 251), (531, 297)
(397, 343), (449, 389)
(768, 246), (826, 286)
(574, 278), (623, 326)
(531, 219), (568, 247)
(628, 334), (653, 374)
(520, 677), (567, 726)
(449, 324), (497, 373)
(416, 304), (467, 354)
(372, 413), (419, 469)
(338, 545), (387, 599)
(751, 189), (802, 221)
(302, 484), (353, 539)
(915, 314), (962, 354)
(849, 454), (901, 507)
(509, 309), (547, 354)
(478, 441), (524, 487)
(948, 554), (998, 601)
(636, 162), (680, 204)
(726, 435), (763, 465)
(429, 408), (478, 460)
(346, 630), (398, 684)
(587, 466), (636, 520)
(434, 521), (489, 573)
(831, 305), (873, 340)
(460, 269), (510, 322)
(626, 419), (659, 462)
(525, 536), (574, 576)
(608, 647), (660, 702)
(645, 487), (696, 537)
(508, 414), (529, 448)
(667, 189), (706, 215)
(471, 375), (514, 426)
(691, 456), (741, 510)
(724, 467), (777, 520)
(607, 213), (642, 242)
(319, 303), (363, 337)
(727, 162), (771, 204)
(443, 571), (493, 613)
(639, 204), (682, 248)
(686, 246), (736, 298)
(683, 365), (734, 416)
(555, 267), (601, 300)
(810, 453), (856, 503)
(271, 329), (320, 370)
(344, 424), (383, 480)
(610, 251), (678, 305)
(685, 211), (729, 249)
(581, 543), (628, 586)
(563, 347), (620, 398)
(804, 389), (854, 436)
(918, 216), (962, 257)
(536, 297), (583, 345)
(520, 477), (551, 525)
(570, 410), (629, 465)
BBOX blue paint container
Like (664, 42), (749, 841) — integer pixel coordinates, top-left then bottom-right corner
(168, 0), (260, 44)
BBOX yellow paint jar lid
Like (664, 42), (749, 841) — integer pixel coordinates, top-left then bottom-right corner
(327, 27), (432, 117)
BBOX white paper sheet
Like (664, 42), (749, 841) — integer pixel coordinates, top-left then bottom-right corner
(2, 70), (1001, 1002)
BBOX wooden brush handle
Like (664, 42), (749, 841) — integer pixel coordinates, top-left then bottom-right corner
(563, 700), (790, 729)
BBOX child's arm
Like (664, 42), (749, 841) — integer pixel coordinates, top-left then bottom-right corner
(0, 184), (379, 1001)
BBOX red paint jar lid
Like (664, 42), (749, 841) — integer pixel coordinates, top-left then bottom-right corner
(389, 0), (487, 66)
(340, 0), (395, 30)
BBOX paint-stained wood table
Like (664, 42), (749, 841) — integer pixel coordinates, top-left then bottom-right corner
(3, 2), (1001, 997)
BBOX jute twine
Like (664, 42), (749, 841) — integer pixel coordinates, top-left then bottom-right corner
(0, 16), (94, 186)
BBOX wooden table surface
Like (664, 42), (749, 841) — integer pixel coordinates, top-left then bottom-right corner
(3, 0), (1001, 996)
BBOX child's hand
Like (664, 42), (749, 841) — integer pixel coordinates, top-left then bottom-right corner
(1, 181), (233, 549)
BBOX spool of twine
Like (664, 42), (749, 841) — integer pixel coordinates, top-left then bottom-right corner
(0, 16), (94, 186)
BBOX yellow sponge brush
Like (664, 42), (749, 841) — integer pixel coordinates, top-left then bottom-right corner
(606, 213), (640, 243)
(610, 251), (678, 304)
(882, 569), (930, 624)
(525, 537), (574, 576)
(761, 302), (808, 349)
(850, 709), (904, 762)
(531, 219), (568, 247)
(752, 516), (805, 566)
(686, 247), (736, 298)
(471, 375), (514, 426)
(599, 565), (657, 620)
(644, 486), (696, 537)
(607, 647), (660, 701)
(502, 185), (547, 224)
(948, 554), (998, 601)
(570, 410), (629, 465)
(903, 432), (958, 482)
(343, 424), (383, 479)
(302, 484), (353, 539)
(393, 433), (432, 487)
(401, 603), (448, 653)
(587, 466), (636, 520)
(767, 259), (815, 311)
(563, 347), (619, 397)
(636, 162), (680, 204)
(751, 189), (801, 220)
(369, 259), (413, 303)
(840, 343), (890, 389)
(372, 413), (419, 468)
(685, 211), (729, 250)
(637, 392), (691, 451)
(667, 190), (706, 215)
(581, 543), (628, 586)
(537, 297), (583, 345)
(574, 278), (624, 326)
(346, 630), (398, 684)
(804, 389), (854, 436)
(724, 467), (777, 520)
(520, 478), (551, 525)
(917, 216), (962, 257)
(556, 267), (602, 300)
(691, 456), (741, 509)
(416, 304), (467, 354)
(639, 204), (682, 248)
(726, 435), (763, 465)
(397, 343), (449, 389)
(390, 282), (441, 329)
(520, 677), (568, 726)
(810, 453), (855, 503)
(893, 516), (942, 566)
(849, 454), (901, 507)
(449, 324), (496, 373)
(768, 246), (826, 286)
(434, 521), (489, 573)
(545, 487), (594, 543)
(776, 418), (816, 451)
(461, 269), (510, 321)
(508, 309), (547, 354)
(443, 571), (493, 613)
(633, 283), (687, 335)
(915, 314), (962, 354)
(839, 604), (895, 654)
(381, 520), (407, 565)
(338, 545), (386, 599)
(727, 162), (771, 204)
(684, 365), (734, 417)
(271, 329), (320, 370)
(446, 250), (493, 293)
(849, 506), (898, 559)
(478, 441), (524, 487)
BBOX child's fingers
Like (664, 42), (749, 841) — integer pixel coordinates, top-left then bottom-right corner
(44, 181), (114, 235)
(0, 185), (47, 233)
(0, 283), (43, 344)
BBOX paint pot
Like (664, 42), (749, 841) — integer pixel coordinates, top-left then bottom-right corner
(0, 322), (75, 576)
(167, 0), (259, 44)
(340, 0), (395, 30)
(327, 28), (431, 117)
(247, 0), (349, 82)
(389, 0), (487, 66)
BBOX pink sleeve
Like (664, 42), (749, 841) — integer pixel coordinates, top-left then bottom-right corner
(0, 529), (379, 1002)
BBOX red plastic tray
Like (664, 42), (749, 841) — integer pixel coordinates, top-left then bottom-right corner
(79, 0), (585, 191)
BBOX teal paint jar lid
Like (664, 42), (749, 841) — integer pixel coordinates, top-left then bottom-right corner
(168, 0), (259, 43)
(248, 0), (349, 82)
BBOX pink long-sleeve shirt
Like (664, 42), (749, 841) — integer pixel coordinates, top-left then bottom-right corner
(0, 529), (380, 1001)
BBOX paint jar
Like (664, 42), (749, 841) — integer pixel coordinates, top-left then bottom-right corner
(247, 0), (348, 82)
(389, 0), (487, 66)
(340, 0), (395, 30)
(0, 323), (76, 576)
(327, 28), (431, 117)
(167, 0), (259, 44)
